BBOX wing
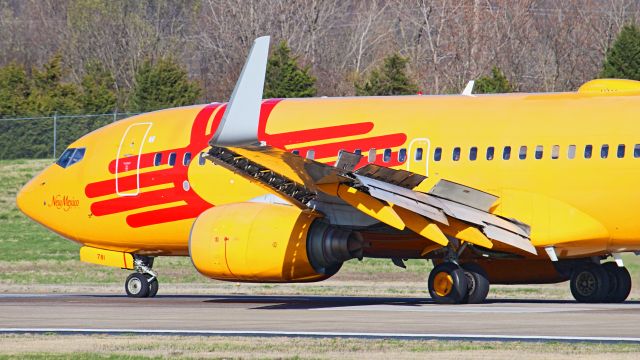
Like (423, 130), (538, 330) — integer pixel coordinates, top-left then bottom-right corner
(206, 36), (535, 256)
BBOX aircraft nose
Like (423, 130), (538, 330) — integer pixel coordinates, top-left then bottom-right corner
(16, 173), (46, 222)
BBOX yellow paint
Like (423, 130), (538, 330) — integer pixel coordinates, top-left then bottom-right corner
(335, 184), (405, 230)
(189, 202), (326, 282)
(578, 79), (640, 94)
(79, 246), (134, 270)
(392, 205), (449, 246)
(441, 219), (494, 250)
(433, 271), (453, 297)
(16, 81), (640, 273)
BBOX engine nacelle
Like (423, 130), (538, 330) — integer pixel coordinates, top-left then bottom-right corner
(189, 202), (363, 282)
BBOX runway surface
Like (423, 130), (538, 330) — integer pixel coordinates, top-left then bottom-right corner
(1, 293), (640, 342)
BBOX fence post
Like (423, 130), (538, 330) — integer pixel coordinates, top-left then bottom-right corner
(53, 112), (57, 159)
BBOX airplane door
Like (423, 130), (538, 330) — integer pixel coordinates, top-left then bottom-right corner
(407, 138), (431, 176)
(115, 122), (152, 196)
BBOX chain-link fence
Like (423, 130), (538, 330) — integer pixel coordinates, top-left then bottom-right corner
(0, 112), (139, 160)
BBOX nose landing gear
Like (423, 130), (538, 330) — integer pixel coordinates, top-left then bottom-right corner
(125, 256), (158, 298)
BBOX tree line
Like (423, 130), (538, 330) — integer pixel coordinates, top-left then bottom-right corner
(2, 0), (640, 159)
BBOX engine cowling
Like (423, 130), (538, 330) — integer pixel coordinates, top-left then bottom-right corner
(189, 202), (363, 282)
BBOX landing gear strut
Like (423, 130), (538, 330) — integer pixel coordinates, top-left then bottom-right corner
(125, 256), (158, 298)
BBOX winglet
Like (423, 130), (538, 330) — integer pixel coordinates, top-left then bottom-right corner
(462, 80), (475, 96)
(210, 36), (271, 146)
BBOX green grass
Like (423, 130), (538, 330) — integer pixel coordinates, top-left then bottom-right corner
(0, 355), (158, 360)
(1, 334), (640, 359)
(0, 159), (79, 262)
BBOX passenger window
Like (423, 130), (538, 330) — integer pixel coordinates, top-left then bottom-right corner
(154, 153), (162, 166)
(601, 145), (609, 159)
(552, 145), (559, 160)
(183, 152), (191, 166)
(568, 145), (576, 159)
(368, 148), (377, 163)
(452, 147), (461, 161)
(486, 147), (495, 160)
(415, 148), (423, 161)
(519, 146), (527, 160)
(306, 150), (315, 160)
(398, 148), (407, 162)
(168, 152), (176, 166)
(535, 145), (543, 160)
(469, 147), (477, 161)
(198, 152), (206, 165)
(383, 149), (392, 162)
(635, 144), (640, 158)
(434, 147), (442, 161)
(584, 145), (593, 159)
(503, 146), (511, 160)
(617, 144), (625, 158)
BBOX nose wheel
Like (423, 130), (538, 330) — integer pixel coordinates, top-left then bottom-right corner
(125, 256), (159, 298)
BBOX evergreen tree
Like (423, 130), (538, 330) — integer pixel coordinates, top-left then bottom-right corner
(355, 54), (418, 96)
(27, 53), (82, 116)
(81, 61), (117, 114)
(0, 63), (30, 118)
(474, 67), (513, 94)
(128, 58), (201, 112)
(264, 40), (317, 98)
(601, 24), (640, 80)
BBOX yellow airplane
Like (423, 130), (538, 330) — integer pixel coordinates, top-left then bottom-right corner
(16, 37), (640, 304)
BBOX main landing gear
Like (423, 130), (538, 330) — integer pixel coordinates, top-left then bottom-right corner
(570, 261), (631, 303)
(428, 261), (490, 304)
(125, 256), (159, 298)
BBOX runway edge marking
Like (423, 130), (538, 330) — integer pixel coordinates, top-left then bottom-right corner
(1, 328), (640, 343)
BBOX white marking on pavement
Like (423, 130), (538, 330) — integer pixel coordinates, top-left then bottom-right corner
(313, 304), (591, 313)
(1, 328), (639, 343)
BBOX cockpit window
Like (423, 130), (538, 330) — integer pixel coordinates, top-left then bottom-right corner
(56, 147), (86, 168)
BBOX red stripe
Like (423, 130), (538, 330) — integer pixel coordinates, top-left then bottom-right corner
(90, 188), (182, 216)
(189, 103), (221, 142)
(126, 203), (211, 228)
(257, 99), (283, 140)
(85, 169), (176, 198)
(292, 133), (407, 160)
(265, 122), (375, 148)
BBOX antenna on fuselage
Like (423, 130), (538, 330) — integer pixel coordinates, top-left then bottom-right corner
(210, 36), (271, 146)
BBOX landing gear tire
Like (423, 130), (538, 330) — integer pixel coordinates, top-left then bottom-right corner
(145, 274), (159, 298)
(125, 273), (150, 298)
(570, 264), (609, 303)
(602, 262), (631, 303)
(461, 263), (490, 304)
(428, 262), (468, 304)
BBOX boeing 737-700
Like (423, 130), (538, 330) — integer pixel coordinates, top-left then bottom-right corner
(16, 37), (640, 304)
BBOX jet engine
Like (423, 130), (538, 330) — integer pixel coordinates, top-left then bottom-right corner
(189, 202), (363, 282)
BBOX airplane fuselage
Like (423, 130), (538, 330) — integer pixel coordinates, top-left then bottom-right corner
(17, 92), (640, 261)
